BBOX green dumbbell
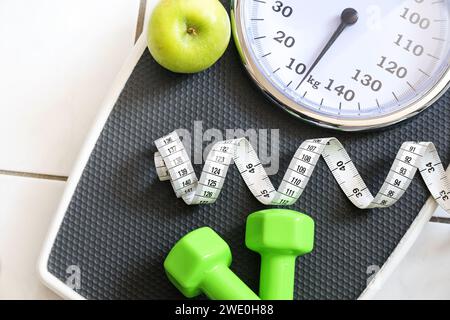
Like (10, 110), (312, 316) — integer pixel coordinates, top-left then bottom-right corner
(246, 209), (315, 300)
(164, 227), (260, 300)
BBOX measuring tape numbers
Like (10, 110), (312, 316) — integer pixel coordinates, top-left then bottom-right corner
(154, 131), (450, 213)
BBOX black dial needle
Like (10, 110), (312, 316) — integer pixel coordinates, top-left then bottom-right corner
(296, 8), (359, 90)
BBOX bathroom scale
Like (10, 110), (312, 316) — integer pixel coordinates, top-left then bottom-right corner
(39, 0), (450, 300)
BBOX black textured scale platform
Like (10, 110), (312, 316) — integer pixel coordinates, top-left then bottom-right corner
(47, 27), (450, 300)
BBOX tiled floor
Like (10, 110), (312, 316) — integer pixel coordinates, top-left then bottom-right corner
(0, 176), (63, 300)
(0, 0), (140, 299)
(0, 0), (449, 300)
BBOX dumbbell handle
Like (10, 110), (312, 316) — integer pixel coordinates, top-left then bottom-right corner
(259, 254), (297, 300)
(201, 265), (260, 300)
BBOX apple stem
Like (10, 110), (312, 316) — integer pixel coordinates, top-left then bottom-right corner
(186, 26), (198, 36)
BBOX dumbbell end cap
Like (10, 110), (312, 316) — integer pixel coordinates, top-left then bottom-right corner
(246, 209), (314, 256)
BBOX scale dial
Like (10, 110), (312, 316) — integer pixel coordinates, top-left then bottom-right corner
(232, 0), (450, 130)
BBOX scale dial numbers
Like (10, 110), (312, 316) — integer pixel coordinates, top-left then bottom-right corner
(234, 0), (450, 130)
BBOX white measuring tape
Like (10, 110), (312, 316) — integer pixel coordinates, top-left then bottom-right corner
(154, 131), (450, 213)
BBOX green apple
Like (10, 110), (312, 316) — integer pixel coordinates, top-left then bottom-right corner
(147, 0), (231, 73)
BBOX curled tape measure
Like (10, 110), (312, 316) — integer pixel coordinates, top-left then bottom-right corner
(154, 131), (450, 213)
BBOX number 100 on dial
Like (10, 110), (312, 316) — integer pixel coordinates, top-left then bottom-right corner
(232, 0), (450, 131)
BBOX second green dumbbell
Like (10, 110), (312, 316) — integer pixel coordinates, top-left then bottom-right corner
(246, 209), (315, 300)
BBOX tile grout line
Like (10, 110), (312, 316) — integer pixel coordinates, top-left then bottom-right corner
(0, 169), (68, 181)
(134, 0), (147, 43)
(430, 217), (450, 224)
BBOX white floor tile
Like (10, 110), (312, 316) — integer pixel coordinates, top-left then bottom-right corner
(0, 175), (64, 299)
(0, 0), (139, 176)
(433, 206), (450, 219)
(373, 222), (450, 300)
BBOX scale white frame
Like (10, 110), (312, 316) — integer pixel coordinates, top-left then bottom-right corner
(37, 0), (449, 300)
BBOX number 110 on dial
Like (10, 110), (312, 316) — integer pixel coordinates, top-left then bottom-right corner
(232, 0), (450, 130)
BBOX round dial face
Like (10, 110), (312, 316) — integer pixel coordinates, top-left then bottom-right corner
(236, 0), (450, 129)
